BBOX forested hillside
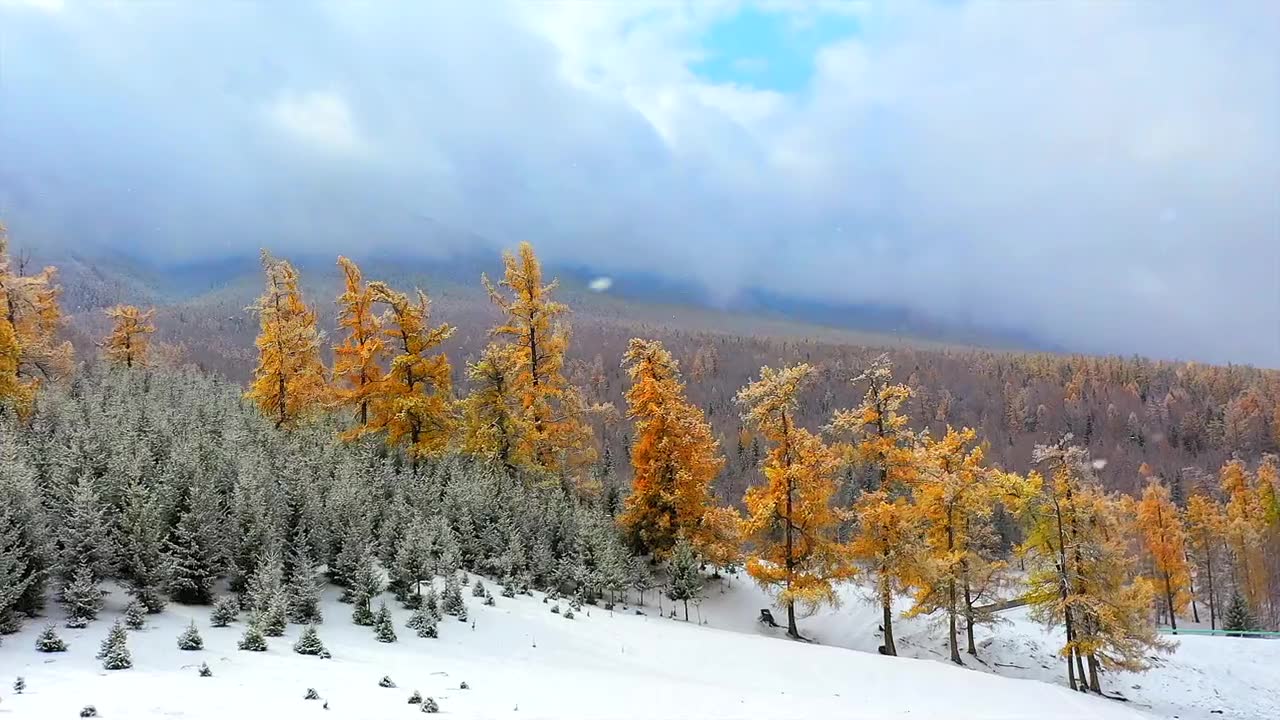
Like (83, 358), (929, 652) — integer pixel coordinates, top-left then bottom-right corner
(3, 228), (1279, 707)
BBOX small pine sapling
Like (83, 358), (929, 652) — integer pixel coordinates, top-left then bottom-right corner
(123, 600), (148, 630)
(351, 602), (375, 627)
(80, 706), (98, 718)
(198, 662), (212, 677)
(422, 697), (439, 713)
(65, 616), (89, 629)
(484, 592), (496, 607)
(459, 681), (469, 690)
(406, 605), (430, 631)
(13, 676), (26, 694)
(407, 690), (423, 704)
(456, 605), (468, 622)
(378, 675), (396, 688)
(424, 586), (441, 620)
(294, 625), (328, 656)
(373, 602), (397, 643)
(442, 575), (464, 616)
(564, 609), (575, 620)
(259, 593), (288, 637)
(35, 624), (68, 652)
(550, 604), (560, 614)
(501, 581), (516, 599)
(304, 688), (320, 700)
(62, 565), (105, 626)
(177, 620), (204, 650)
(97, 620), (133, 670)
(415, 614), (438, 639)
(237, 624), (268, 651)
(472, 578), (487, 598)
(210, 595), (239, 627)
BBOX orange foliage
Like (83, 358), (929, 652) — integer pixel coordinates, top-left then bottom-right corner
(332, 257), (386, 435)
(102, 305), (156, 368)
(246, 250), (327, 429)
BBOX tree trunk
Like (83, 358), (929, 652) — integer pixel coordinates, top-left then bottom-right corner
(882, 589), (897, 656)
(683, 599), (689, 622)
(787, 600), (798, 639)
(1164, 571), (1178, 632)
(1064, 615), (1078, 691)
(1186, 551), (1200, 623)
(948, 578), (961, 664)
(963, 579), (977, 656)
(1087, 653), (1101, 693)
(1205, 544), (1217, 630)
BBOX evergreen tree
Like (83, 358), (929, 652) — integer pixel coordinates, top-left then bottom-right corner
(390, 518), (433, 605)
(198, 662), (212, 677)
(415, 613), (438, 639)
(350, 549), (383, 625)
(627, 555), (654, 606)
(286, 541), (323, 624)
(471, 578), (487, 598)
(0, 489), (34, 633)
(177, 620), (204, 650)
(423, 585), (441, 620)
(59, 473), (115, 585)
(1224, 589), (1255, 635)
(441, 573), (465, 616)
(210, 595), (239, 627)
(0, 437), (53, 625)
(13, 676), (25, 694)
(97, 620), (133, 670)
(34, 623), (67, 652)
(665, 535), (703, 621)
(165, 478), (225, 605)
(237, 624), (268, 651)
(293, 625), (328, 656)
(123, 600), (148, 630)
(119, 480), (170, 613)
(61, 563), (105, 625)
(373, 601), (397, 642)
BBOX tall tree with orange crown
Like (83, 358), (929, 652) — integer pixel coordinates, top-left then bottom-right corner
(1221, 459), (1267, 615)
(620, 338), (736, 561)
(481, 242), (595, 489)
(737, 363), (853, 639)
(332, 257), (385, 436)
(101, 305), (156, 368)
(1185, 491), (1227, 629)
(0, 222), (73, 414)
(1136, 476), (1192, 630)
(367, 280), (454, 458)
(246, 250), (327, 429)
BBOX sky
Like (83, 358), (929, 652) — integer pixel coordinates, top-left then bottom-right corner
(1, 0), (1277, 365)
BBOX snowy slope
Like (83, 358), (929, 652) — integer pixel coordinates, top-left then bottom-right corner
(0, 577), (1161, 720)
(690, 574), (1280, 720)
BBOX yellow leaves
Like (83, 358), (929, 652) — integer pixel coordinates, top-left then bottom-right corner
(619, 338), (729, 560)
(365, 280), (455, 458)
(738, 364), (854, 614)
(246, 250), (328, 429)
(102, 305), (156, 368)
(477, 242), (595, 485)
(850, 490), (926, 601)
(0, 222), (73, 415)
(1136, 477), (1192, 616)
(332, 257), (386, 434)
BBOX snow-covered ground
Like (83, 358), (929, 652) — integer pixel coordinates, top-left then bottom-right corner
(1, 576), (1274, 720)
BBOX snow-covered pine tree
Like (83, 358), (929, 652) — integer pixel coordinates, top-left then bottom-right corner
(408, 690), (423, 704)
(441, 573), (464, 616)
(391, 518), (433, 608)
(58, 473), (116, 587)
(260, 591), (288, 637)
(165, 476), (225, 605)
(237, 623), (268, 651)
(406, 605), (430, 631)
(198, 662), (212, 677)
(61, 563), (105, 626)
(422, 696), (439, 713)
(373, 601), (397, 642)
(415, 613), (438, 638)
(97, 620), (132, 669)
(471, 578), (486, 598)
(1224, 589), (1255, 635)
(627, 555), (653, 606)
(246, 545), (284, 616)
(123, 600), (147, 630)
(177, 620), (204, 650)
(119, 480), (170, 613)
(331, 512), (374, 593)
(350, 548), (383, 626)
(424, 585), (441, 620)
(34, 623), (67, 652)
(286, 532), (323, 624)
(293, 625), (328, 656)
(378, 675), (396, 688)
(210, 594), (239, 627)
(14, 676), (25, 693)
(0, 436), (53, 626)
(666, 535), (703, 621)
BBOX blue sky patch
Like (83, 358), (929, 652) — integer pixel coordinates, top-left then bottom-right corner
(689, 5), (860, 92)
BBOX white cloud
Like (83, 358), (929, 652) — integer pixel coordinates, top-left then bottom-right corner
(265, 90), (368, 155)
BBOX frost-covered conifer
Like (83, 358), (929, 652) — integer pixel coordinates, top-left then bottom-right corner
(210, 595), (239, 627)
(97, 620), (132, 669)
(35, 623), (67, 652)
(123, 600), (148, 630)
(237, 624), (268, 651)
(373, 602), (397, 642)
(441, 573), (464, 616)
(119, 480), (170, 613)
(165, 477), (225, 605)
(293, 625), (328, 656)
(286, 534), (323, 624)
(177, 620), (204, 650)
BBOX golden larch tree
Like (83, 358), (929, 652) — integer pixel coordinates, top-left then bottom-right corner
(246, 250), (328, 429)
(619, 338), (736, 561)
(829, 354), (918, 490)
(1018, 441), (1172, 693)
(1220, 459), (1267, 615)
(332, 257), (386, 435)
(737, 363), (854, 639)
(908, 427), (1006, 663)
(461, 342), (531, 476)
(850, 489), (927, 657)
(1136, 477), (1193, 630)
(482, 242), (595, 488)
(0, 222), (74, 414)
(367, 281), (455, 458)
(101, 305), (156, 368)
(1184, 492), (1227, 629)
